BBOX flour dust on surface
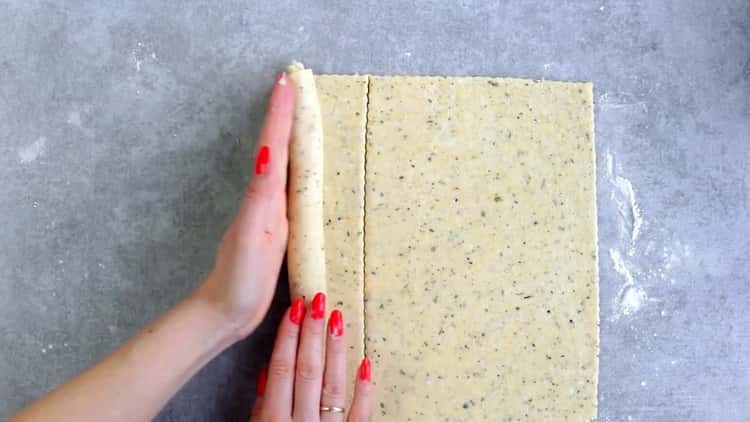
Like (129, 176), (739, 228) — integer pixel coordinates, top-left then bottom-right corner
(605, 150), (690, 321)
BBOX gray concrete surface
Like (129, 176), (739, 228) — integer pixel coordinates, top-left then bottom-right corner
(1, 1), (748, 421)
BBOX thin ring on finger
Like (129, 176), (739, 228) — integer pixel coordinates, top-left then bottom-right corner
(320, 405), (345, 413)
(320, 309), (347, 422)
(292, 292), (327, 419)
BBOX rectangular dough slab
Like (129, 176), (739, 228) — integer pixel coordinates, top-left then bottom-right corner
(364, 76), (599, 421)
(316, 75), (368, 402)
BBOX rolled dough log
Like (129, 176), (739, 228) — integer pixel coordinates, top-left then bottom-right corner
(287, 63), (326, 300)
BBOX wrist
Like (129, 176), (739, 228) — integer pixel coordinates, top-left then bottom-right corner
(183, 289), (243, 347)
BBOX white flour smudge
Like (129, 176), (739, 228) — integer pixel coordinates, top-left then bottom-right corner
(67, 109), (94, 137)
(67, 111), (83, 127)
(19, 136), (47, 163)
(133, 52), (142, 72)
(609, 248), (634, 286)
(652, 239), (692, 285)
(614, 175), (642, 244)
(606, 151), (643, 245)
(606, 151), (692, 321)
(607, 150), (648, 319)
(131, 41), (157, 73)
(663, 240), (690, 272)
(610, 248), (647, 318)
(598, 92), (648, 113)
(620, 285), (647, 316)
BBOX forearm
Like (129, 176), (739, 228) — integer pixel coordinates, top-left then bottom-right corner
(12, 293), (237, 422)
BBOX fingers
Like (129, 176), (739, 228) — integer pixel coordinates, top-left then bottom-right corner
(249, 368), (266, 421)
(258, 298), (372, 422)
(244, 71), (295, 204)
(346, 358), (374, 422)
(320, 309), (347, 422)
(293, 292), (327, 419)
(260, 298), (305, 419)
(234, 71), (295, 245)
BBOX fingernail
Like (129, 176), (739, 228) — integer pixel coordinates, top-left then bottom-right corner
(328, 309), (343, 337)
(276, 71), (287, 86)
(290, 298), (305, 325)
(359, 357), (372, 382)
(255, 145), (270, 175)
(256, 368), (267, 396)
(311, 292), (326, 320)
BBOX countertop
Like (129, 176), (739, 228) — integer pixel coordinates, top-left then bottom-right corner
(1, 1), (748, 420)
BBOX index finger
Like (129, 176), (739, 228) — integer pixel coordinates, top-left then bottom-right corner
(246, 72), (295, 201)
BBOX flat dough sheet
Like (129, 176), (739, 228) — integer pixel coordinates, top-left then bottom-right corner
(316, 75), (368, 403)
(318, 74), (598, 421)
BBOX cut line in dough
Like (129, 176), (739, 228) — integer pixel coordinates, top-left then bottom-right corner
(316, 74), (369, 404)
(294, 71), (599, 421)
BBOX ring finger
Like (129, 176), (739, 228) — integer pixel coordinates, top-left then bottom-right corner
(320, 309), (347, 422)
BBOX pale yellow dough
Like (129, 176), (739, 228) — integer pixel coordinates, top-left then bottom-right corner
(315, 75), (368, 402)
(311, 73), (599, 420)
(364, 76), (598, 421)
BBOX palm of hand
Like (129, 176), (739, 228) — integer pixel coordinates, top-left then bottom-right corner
(205, 190), (288, 338)
(196, 72), (295, 340)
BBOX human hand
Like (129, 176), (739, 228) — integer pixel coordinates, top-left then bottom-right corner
(194, 72), (294, 340)
(252, 294), (373, 421)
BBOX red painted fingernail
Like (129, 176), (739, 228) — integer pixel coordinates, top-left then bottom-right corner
(311, 292), (326, 320)
(276, 71), (287, 86)
(359, 357), (371, 382)
(290, 298), (305, 325)
(256, 368), (267, 396)
(328, 309), (343, 337)
(255, 145), (270, 175)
